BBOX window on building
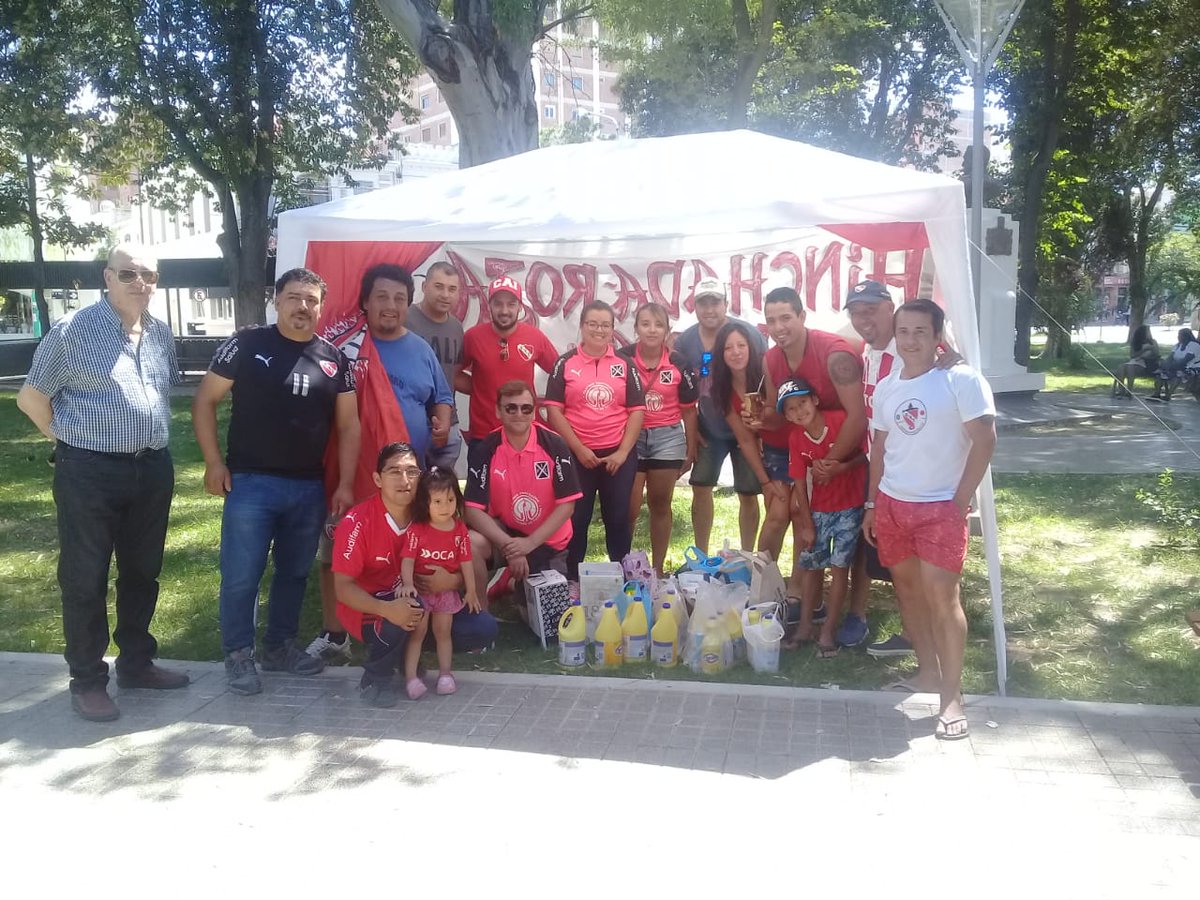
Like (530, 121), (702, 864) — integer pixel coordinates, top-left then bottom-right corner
(213, 296), (233, 320)
(544, 73), (556, 87)
(544, 105), (556, 119)
(191, 296), (206, 319)
(422, 127), (431, 142)
(438, 122), (447, 138)
(571, 76), (583, 90)
(420, 94), (429, 109)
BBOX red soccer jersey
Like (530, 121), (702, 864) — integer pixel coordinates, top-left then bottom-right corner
(544, 344), (646, 449)
(617, 344), (698, 429)
(788, 409), (867, 513)
(401, 520), (473, 577)
(331, 493), (406, 640)
(763, 329), (861, 448)
(465, 424), (584, 551)
(461, 321), (559, 439)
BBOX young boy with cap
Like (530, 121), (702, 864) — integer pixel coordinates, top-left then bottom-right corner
(778, 377), (867, 658)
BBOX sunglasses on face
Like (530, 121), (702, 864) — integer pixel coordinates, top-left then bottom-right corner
(502, 403), (535, 415)
(499, 337), (509, 361)
(112, 268), (160, 285)
(700, 350), (713, 378)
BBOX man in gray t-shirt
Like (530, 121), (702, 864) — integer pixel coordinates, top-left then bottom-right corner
(407, 261), (464, 470)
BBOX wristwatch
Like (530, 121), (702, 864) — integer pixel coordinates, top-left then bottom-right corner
(863, 500), (876, 510)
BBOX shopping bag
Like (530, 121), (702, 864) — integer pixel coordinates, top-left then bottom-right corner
(720, 549), (787, 607)
(578, 561), (625, 641)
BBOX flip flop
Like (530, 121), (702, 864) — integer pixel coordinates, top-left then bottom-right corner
(935, 715), (969, 741)
(816, 643), (840, 660)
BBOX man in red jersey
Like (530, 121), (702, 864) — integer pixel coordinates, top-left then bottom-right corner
(458, 276), (558, 447)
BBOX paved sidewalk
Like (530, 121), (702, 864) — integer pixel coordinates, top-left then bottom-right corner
(3, 651), (1197, 895)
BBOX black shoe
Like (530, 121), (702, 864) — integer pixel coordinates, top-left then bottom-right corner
(116, 663), (190, 690)
(71, 686), (120, 722)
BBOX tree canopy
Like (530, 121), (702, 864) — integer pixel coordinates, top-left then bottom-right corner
(77, 0), (419, 326)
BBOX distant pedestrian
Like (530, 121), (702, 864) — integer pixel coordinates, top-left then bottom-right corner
(407, 262), (465, 468)
(17, 243), (189, 721)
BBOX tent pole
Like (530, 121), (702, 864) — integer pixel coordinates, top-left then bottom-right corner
(970, 68), (985, 323)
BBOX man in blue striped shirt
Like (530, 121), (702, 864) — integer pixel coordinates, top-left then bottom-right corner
(18, 244), (189, 722)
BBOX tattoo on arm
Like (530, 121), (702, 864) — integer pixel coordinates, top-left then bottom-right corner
(828, 351), (862, 386)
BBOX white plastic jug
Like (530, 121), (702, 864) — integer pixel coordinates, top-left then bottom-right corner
(742, 605), (785, 673)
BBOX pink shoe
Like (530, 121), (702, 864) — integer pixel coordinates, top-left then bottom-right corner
(436, 673), (457, 695)
(405, 677), (427, 700)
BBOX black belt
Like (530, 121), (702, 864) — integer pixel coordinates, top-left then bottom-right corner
(57, 442), (166, 460)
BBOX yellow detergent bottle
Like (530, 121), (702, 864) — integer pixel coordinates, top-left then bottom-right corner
(651, 602), (678, 667)
(622, 600), (649, 664)
(700, 616), (725, 675)
(594, 601), (624, 668)
(557, 601), (587, 668)
(726, 606), (746, 665)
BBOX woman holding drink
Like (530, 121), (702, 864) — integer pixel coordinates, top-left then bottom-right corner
(709, 321), (790, 553)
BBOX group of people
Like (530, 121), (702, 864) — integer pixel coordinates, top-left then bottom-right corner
(20, 242), (997, 738)
(1111, 324), (1200, 401)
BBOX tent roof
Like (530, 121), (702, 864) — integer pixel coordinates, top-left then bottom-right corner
(278, 130), (968, 245)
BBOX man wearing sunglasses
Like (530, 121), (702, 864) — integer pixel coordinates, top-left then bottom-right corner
(458, 276), (558, 451)
(465, 380), (581, 589)
(18, 244), (189, 721)
(674, 278), (767, 552)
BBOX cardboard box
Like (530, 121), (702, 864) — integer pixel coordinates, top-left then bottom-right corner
(524, 570), (571, 648)
(577, 561), (625, 641)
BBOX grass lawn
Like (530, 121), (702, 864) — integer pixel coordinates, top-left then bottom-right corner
(1026, 337), (1132, 395)
(0, 394), (1197, 705)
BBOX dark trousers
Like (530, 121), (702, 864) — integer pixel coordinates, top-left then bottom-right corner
(52, 443), (174, 692)
(566, 445), (638, 579)
(360, 607), (499, 683)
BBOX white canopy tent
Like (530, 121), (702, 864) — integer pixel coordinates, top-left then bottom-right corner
(278, 130), (1008, 692)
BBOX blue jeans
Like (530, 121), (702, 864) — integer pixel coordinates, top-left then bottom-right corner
(361, 607), (499, 683)
(218, 473), (326, 654)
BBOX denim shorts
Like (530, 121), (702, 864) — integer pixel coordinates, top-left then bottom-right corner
(798, 507), (864, 570)
(636, 423), (687, 471)
(761, 443), (793, 486)
(689, 431), (760, 495)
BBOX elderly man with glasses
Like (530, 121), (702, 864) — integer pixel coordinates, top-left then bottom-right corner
(465, 380), (581, 592)
(17, 243), (189, 722)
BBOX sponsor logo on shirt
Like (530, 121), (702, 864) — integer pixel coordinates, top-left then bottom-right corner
(342, 517), (363, 561)
(420, 548), (458, 561)
(659, 369), (673, 385)
(583, 381), (614, 411)
(895, 399), (928, 435)
(512, 492), (542, 525)
(644, 390), (663, 412)
(610, 363), (624, 378)
(518, 343), (534, 361)
(319, 359), (338, 378)
(534, 460), (551, 479)
(254, 354), (273, 368)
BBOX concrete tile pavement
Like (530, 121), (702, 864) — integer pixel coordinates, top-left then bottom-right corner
(2, 651), (1198, 895)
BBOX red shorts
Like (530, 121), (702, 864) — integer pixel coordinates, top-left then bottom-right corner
(874, 493), (969, 574)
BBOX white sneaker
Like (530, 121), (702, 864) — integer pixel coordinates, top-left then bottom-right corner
(305, 631), (351, 664)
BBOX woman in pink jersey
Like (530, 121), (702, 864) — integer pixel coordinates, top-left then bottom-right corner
(618, 302), (699, 575)
(709, 321), (790, 548)
(545, 301), (646, 579)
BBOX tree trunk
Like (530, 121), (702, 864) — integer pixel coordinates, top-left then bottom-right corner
(375, 0), (541, 168)
(216, 176), (272, 327)
(1011, 0), (1082, 365)
(1125, 180), (1167, 338)
(23, 149), (50, 336)
(1040, 327), (1071, 359)
(728, 0), (778, 129)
